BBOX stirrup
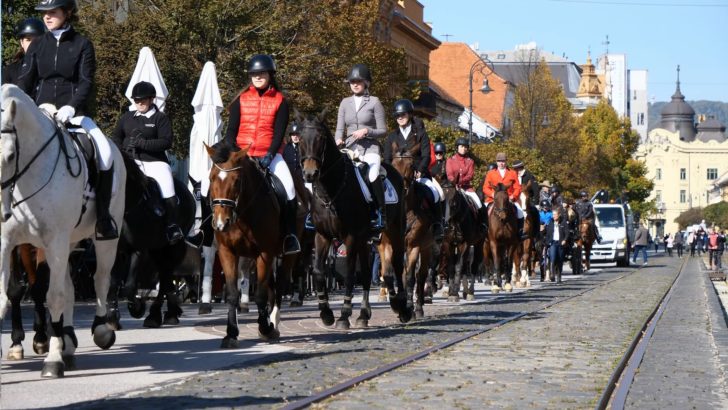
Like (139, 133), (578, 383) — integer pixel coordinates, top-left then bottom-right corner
(283, 234), (301, 255)
(304, 213), (315, 231)
(371, 209), (385, 231)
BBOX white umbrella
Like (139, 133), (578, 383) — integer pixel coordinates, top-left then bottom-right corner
(188, 61), (223, 198)
(125, 47), (169, 112)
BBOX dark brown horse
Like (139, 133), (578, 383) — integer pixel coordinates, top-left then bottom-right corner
(390, 142), (436, 319)
(205, 143), (295, 347)
(441, 182), (485, 302)
(517, 179), (539, 287)
(578, 219), (595, 272)
(486, 183), (521, 292)
(297, 111), (408, 326)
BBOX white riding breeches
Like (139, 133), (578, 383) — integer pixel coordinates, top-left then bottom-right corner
(269, 153), (295, 200)
(463, 190), (482, 209)
(485, 200), (525, 218)
(430, 176), (444, 201)
(69, 116), (113, 171)
(135, 160), (176, 198)
(417, 177), (441, 202)
(359, 152), (381, 183)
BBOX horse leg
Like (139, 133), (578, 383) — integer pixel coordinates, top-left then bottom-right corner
(89, 240), (119, 350)
(162, 269), (183, 326)
(449, 245), (463, 302)
(217, 245), (240, 348)
(31, 258), (50, 355)
(335, 237), (357, 330)
(415, 245), (428, 318)
(404, 245), (420, 319)
(256, 253), (278, 340)
(198, 244), (215, 314)
(356, 241), (372, 328)
(40, 242), (71, 378)
(311, 234), (334, 326)
(7, 249), (26, 360)
(238, 258), (250, 313)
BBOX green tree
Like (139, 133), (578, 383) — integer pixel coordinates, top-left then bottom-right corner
(703, 202), (728, 230)
(674, 207), (704, 229)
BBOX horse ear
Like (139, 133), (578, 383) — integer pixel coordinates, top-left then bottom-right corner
(316, 108), (329, 123)
(203, 142), (215, 158)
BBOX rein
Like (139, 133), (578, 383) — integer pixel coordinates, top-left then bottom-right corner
(209, 159), (268, 219)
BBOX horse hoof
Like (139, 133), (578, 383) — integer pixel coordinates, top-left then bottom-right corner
(142, 314), (162, 329)
(320, 309), (335, 326)
(220, 337), (239, 349)
(440, 290), (449, 298)
(107, 320), (122, 331)
(259, 327), (280, 342)
(238, 303), (249, 314)
(355, 318), (369, 328)
(466, 294), (476, 301)
(62, 355), (76, 371)
(33, 340), (49, 355)
(163, 312), (180, 326)
(399, 309), (414, 323)
(6, 345), (24, 360)
(447, 296), (460, 303)
(198, 303), (213, 315)
(128, 298), (146, 319)
(41, 361), (64, 378)
(335, 319), (350, 330)
(504, 284), (513, 292)
(378, 295), (387, 303)
(414, 308), (424, 320)
(93, 325), (116, 350)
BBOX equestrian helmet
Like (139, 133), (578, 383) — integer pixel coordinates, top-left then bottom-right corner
(540, 199), (551, 209)
(15, 18), (45, 39)
(35, 0), (76, 11)
(247, 54), (276, 74)
(552, 186), (561, 193)
(455, 137), (470, 148)
(580, 190), (588, 198)
(289, 121), (301, 135)
(393, 99), (414, 117)
(434, 142), (446, 154)
(347, 64), (372, 83)
(131, 81), (157, 100)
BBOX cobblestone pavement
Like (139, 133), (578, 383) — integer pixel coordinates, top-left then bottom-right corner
(319, 259), (679, 410)
(61, 262), (665, 410)
(624, 257), (728, 409)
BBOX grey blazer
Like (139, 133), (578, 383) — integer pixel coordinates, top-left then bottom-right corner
(334, 94), (387, 155)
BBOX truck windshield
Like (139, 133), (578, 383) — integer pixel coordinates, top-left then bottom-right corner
(596, 208), (624, 228)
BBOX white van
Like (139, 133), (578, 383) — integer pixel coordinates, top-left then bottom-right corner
(590, 203), (634, 266)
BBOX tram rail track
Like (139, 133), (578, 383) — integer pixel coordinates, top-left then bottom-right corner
(281, 264), (662, 410)
(596, 257), (687, 410)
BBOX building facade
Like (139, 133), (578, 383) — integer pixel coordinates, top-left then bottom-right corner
(628, 69), (649, 141)
(635, 73), (728, 236)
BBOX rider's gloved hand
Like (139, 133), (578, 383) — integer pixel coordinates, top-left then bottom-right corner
(57, 105), (76, 123)
(259, 153), (273, 169)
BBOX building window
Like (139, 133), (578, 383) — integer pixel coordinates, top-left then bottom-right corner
(680, 168), (686, 180)
(707, 168), (718, 180)
(656, 168), (662, 180)
(680, 190), (686, 203)
(656, 190), (662, 202)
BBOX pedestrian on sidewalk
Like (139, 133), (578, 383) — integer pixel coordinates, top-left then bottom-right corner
(632, 221), (649, 265)
(674, 231), (685, 258)
(666, 233), (674, 257)
(717, 229), (725, 269)
(688, 230), (696, 257)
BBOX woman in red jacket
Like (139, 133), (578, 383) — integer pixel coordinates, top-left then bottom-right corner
(223, 54), (300, 255)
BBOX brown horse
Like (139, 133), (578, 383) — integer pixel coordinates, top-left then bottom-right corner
(578, 219), (595, 272)
(297, 111), (408, 326)
(517, 179), (539, 287)
(486, 183), (521, 292)
(390, 142), (437, 319)
(205, 143), (295, 347)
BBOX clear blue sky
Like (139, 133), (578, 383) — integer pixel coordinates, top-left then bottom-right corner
(419, 0), (728, 102)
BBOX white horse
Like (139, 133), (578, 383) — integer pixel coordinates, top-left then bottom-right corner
(0, 84), (126, 378)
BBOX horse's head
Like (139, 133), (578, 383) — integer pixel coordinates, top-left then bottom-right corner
(205, 142), (251, 232)
(296, 109), (331, 183)
(391, 142), (420, 183)
(491, 183), (513, 221)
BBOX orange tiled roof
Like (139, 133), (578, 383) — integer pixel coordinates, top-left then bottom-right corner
(429, 43), (509, 128)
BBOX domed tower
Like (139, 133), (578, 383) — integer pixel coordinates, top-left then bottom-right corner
(660, 65), (696, 141)
(696, 116), (727, 143)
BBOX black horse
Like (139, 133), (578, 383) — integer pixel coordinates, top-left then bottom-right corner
(297, 110), (408, 327)
(107, 153), (195, 329)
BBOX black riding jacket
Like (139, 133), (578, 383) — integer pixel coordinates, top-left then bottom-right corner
(383, 117), (431, 177)
(573, 200), (595, 221)
(545, 217), (572, 244)
(17, 26), (95, 113)
(2, 59), (23, 86)
(111, 107), (173, 163)
(283, 141), (302, 177)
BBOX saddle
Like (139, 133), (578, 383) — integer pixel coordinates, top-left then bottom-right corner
(141, 177), (165, 216)
(66, 128), (98, 190)
(265, 170), (288, 211)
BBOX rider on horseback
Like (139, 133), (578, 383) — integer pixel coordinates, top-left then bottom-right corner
(573, 190), (603, 244)
(3, 18), (45, 86)
(446, 138), (485, 228)
(223, 54), (301, 255)
(482, 152), (527, 239)
(383, 99), (445, 241)
(111, 81), (184, 244)
(512, 160), (539, 207)
(18, 0), (118, 240)
(334, 64), (388, 233)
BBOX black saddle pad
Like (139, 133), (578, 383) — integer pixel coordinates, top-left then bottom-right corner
(143, 178), (165, 215)
(266, 172), (287, 210)
(67, 129), (98, 189)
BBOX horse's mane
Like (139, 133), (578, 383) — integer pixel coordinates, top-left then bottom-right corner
(1, 84), (54, 132)
(120, 150), (149, 188)
(209, 140), (241, 164)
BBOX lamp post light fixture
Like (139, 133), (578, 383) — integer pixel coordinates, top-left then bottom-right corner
(468, 56), (494, 146)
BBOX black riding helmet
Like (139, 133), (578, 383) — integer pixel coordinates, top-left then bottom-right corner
(552, 186), (561, 194)
(35, 0), (77, 11)
(15, 18), (45, 39)
(347, 64), (372, 83)
(247, 54), (276, 74)
(580, 190), (589, 198)
(131, 81), (156, 100)
(289, 121), (300, 135)
(434, 142), (446, 154)
(540, 199), (551, 209)
(393, 99), (414, 117)
(455, 137), (470, 148)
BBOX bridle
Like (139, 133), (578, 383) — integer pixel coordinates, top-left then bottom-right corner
(209, 160), (268, 224)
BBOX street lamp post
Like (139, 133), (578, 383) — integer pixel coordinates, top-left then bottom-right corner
(468, 56), (494, 146)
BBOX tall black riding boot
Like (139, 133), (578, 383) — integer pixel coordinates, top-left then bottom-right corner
(593, 223), (602, 244)
(283, 199), (302, 255)
(163, 197), (184, 245)
(95, 167), (119, 240)
(431, 200), (444, 242)
(479, 205), (489, 234)
(371, 177), (386, 232)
